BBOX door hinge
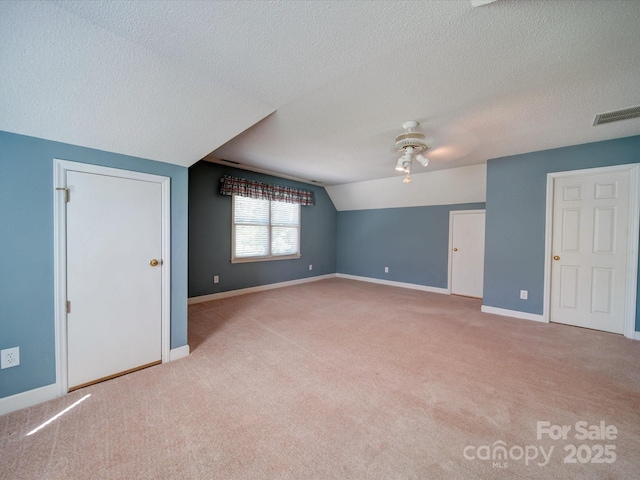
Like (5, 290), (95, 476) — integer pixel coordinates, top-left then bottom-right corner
(56, 187), (70, 203)
(66, 301), (71, 314)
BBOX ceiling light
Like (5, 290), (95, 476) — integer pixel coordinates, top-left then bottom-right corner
(416, 154), (429, 167)
(394, 121), (430, 183)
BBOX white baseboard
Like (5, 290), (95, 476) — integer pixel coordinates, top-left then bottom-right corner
(0, 383), (58, 416)
(1, 345), (190, 417)
(169, 345), (190, 361)
(336, 273), (450, 295)
(481, 305), (547, 323)
(188, 274), (337, 304)
(634, 331), (640, 341)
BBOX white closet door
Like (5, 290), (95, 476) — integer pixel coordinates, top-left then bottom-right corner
(451, 211), (486, 298)
(66, 170), (163, 389)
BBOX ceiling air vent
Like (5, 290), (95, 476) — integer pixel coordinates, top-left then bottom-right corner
(593, 105), (640, 126)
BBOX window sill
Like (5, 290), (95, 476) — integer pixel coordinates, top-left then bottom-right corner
(231, 254), (301, 264)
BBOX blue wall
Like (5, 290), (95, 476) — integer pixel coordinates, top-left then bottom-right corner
(188, 161), (337, 297)
(0, 130), (188, 399)
(337, 203), (486, 288)
(483, 135), (640, 331)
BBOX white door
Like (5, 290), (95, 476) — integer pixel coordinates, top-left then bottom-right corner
(450, 211), (486, 298)
(66, 170), (163, 390)
(550, 170), (630, 334)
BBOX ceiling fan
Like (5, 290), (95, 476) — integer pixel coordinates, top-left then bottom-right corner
(394, 121), (430, 184)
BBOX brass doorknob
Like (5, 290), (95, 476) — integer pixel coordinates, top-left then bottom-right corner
(453, 247), (458, 252)
(149, 259), (160, 267)
(553, 256), (560, 261)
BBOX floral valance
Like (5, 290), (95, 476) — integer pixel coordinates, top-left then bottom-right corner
(220, 175), (314, 205)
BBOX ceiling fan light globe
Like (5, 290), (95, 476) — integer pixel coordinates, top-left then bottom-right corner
(416, 154), (429, 167)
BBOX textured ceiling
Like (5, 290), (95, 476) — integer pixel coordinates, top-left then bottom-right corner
(2, 0), (640, 184)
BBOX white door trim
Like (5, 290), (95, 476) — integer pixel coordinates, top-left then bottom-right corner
(53, 159), (171, 397)
(543, 163), (640, 338)
(448, 209), (486, 295)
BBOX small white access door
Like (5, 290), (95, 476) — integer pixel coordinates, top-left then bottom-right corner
(450, 210), (486, 298)
(550, 169), (632, 334)
(55, 161), (170, 392)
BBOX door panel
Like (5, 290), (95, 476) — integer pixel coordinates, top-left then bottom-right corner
(451, 212), (485, 298)
(550, 171), (629, 334)
(561, 209), (580, 251)
(66, 170), (162, 389)
(591, 268), (613, 313)
(559, 265), (579, 309)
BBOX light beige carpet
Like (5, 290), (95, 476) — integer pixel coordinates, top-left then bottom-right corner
(1, 278), (639, 479)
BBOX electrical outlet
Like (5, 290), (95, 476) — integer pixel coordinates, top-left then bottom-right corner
(520, 290), (528, 300)
(384, 267), (389, 273)
(309, 264), (313, 271)
(214, 275), (219, 284)
(1, 347), (20, 369)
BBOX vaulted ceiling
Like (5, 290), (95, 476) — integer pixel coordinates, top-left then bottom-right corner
(2, 1), (639, 185)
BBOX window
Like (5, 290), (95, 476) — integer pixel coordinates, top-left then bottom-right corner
(232, 195), (300, 262)
(221, 175), (312, 263)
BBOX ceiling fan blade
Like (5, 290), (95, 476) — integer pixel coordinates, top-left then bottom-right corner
(471, 0), (499, 7)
